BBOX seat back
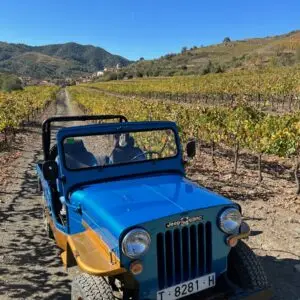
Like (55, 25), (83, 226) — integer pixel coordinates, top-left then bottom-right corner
(64, 139), (97, 169)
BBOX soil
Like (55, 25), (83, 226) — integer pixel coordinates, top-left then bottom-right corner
(0, 90), (299, 299)
(0, 91), (77, 300)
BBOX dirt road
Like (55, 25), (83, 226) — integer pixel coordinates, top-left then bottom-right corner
(0, 90), (299, 299)
(0, 91), (75, 299)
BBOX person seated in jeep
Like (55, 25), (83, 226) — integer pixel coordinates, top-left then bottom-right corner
(64, 138), (98, 169)
(109, 133), (146, 164)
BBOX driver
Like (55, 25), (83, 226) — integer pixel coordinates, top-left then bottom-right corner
(109, 133), (145, 164)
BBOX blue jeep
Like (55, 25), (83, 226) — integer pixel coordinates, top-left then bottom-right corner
(37, 115), (271, 300)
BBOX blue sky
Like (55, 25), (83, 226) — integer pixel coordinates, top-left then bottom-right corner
(0, 1), (299, 60)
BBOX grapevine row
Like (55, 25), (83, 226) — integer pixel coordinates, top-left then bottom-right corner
(87, 67), (300, 112)
(0, 86), (59, 144)
(67, 86), (300, 193)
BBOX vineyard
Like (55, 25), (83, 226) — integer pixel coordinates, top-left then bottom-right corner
(0, 86), (59, 145)
(87, 66), (300, 112)
(67, 82), (300, 194)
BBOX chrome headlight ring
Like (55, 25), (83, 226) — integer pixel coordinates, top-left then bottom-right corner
(219, 208), (242, 234)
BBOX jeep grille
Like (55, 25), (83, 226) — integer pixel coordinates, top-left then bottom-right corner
(156, 222), (212, 289)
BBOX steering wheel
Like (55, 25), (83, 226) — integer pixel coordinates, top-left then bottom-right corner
(130, 150), (161, 161)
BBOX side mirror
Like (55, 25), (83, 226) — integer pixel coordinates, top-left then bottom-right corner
(42, 161), (59, 181)
(186, 139), (196, 158)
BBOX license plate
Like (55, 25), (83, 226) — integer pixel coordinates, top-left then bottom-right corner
(157, 273), (216, 300)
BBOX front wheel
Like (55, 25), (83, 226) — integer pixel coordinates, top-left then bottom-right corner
(72, 273), (115, 300)
(227, 241), (270, 290)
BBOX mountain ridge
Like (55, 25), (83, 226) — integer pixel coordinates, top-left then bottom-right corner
(0, 41), (132, 79)
(1, 30), (300, 80)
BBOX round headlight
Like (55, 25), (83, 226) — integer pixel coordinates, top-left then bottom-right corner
(219, 208), (242, 234)
(122, 229), (151, 258)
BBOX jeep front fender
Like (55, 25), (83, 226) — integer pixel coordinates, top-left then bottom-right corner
(63, 223), (126, 276)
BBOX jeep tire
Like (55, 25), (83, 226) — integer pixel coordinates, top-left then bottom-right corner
(227, 241), (269, 290)
(72, 273), (115, 300)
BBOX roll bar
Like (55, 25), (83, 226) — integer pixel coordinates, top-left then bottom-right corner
(42, 115), (128, 160)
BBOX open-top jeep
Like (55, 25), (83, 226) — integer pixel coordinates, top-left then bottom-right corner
(37, 115), (271, 300)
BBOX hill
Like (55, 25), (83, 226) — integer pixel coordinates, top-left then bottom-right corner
(123, 30), (300, 77)
(0, 42), (132, 79)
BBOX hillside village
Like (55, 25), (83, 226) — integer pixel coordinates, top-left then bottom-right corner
(18, 63), (123, 87)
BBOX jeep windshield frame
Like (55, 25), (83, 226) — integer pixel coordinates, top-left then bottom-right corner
(56, 121), (185, 198)
(61, 128), (179, 171)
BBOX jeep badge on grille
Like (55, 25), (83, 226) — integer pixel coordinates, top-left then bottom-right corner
(166, 216), (203, 228)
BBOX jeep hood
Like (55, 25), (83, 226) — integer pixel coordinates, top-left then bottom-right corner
(70, 174), (232, 252)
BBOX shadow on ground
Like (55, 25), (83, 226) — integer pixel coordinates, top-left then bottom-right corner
(258, 255), (300, 299)
(0, 129), (71, 299)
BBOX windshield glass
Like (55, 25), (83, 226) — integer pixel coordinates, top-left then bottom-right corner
(63, 129), (178, 170)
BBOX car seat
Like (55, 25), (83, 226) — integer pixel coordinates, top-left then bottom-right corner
(64, 139), (97, 169)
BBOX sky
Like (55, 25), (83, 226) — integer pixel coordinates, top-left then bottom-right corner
(0, 1), (299, 61)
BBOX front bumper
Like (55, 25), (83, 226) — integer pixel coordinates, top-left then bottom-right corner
(142, 287), (272, 300)
(140, 274), (272, 300)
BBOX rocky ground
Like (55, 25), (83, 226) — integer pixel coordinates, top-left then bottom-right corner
(0, 90), (299, 299)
